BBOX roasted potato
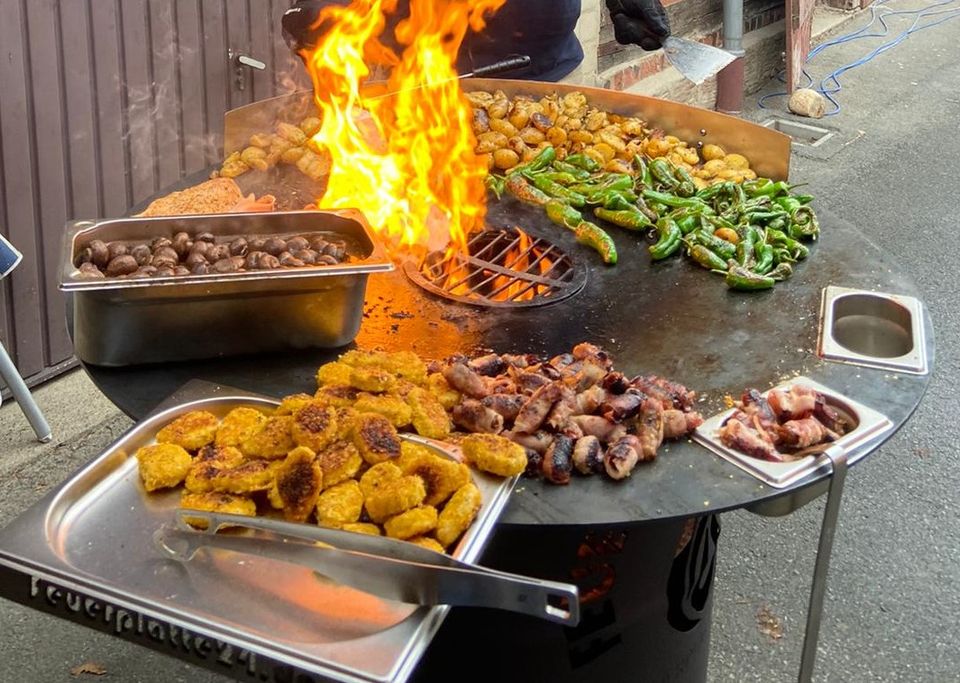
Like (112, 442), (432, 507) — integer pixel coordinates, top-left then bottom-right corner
(156, 410), (219, 451)
(239, 415), (295, 459)
(436, 483), (482, 548)
(316, 480), (364, 526)
(461, 433), (527, 477)
(316, 440), (363, 489)
(274, 446), (323, 522)
(364, 475), (426, 523)
(136, 443), (192, 491)
(291, 402), (339, 452)
(384, 505), (438, 540)
(215, 407), (268, 447)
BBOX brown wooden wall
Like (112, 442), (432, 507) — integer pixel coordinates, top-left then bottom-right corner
(0, 0), (310, 381)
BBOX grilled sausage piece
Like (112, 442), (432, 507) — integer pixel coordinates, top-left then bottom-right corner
(601, 388), (645, 423)
(604, 434), (640, 480)
(662, 409), (690, 440)
(442, 362), (489, 399)
(545, 387), (577, 431)
(452, 400), (504, 434)
(542, 435), (574, 485)
(570, 415), (627, 443)
(636, 398), (664, 461)
(572, 435), (604, 475)
(503, 430), (555, 454)
(513, 383), (564, 434)
(481, 394), (526, 422)
(468, 353), (508, 377)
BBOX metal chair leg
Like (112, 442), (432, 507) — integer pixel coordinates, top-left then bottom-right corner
(0, 341), (52, 443)
(798, 444), (848, 683)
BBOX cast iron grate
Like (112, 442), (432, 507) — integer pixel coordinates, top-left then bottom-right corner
(403, 228), (585, 308)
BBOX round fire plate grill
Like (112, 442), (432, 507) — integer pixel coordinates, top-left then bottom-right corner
(402, 228), (586, 308)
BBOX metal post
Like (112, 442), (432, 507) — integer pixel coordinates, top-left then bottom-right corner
(798, 444), (848, 682)
(0, 341), (52, 443)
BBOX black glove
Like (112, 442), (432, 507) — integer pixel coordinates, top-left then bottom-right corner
(605, 0), (671, 51)
(282, 0), (347, 52)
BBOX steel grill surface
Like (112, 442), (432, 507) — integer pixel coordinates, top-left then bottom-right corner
(403, 228), (585, 307)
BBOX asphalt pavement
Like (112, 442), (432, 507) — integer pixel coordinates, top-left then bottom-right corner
(0, 1), (957, 681)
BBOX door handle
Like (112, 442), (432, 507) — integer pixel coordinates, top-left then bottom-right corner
(228, 50), (266, 91)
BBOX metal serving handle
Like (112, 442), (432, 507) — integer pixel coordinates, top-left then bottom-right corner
(154, 510), (580, 626)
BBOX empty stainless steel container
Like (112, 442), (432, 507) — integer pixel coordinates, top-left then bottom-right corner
(60, 210), (393, 366)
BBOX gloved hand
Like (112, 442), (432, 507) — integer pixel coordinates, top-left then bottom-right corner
(282, 0), (347, 52)
(605, 0), (671, 51)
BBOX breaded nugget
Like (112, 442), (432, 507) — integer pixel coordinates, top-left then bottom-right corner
(180, 491), (257, 529)
(408, 536), (446, 554)
(340, 350), (427, 383)
(239, 415), (295, 459)
(364, 475), (426, 523)
(384, 505), (438, 540)
(353, 413), (402, 465)
(186, 459), (278, 494)
(291, 402), (339, 452)
(338, 349), (390, 368)
(397, 445), (470, 507)
(461, 433), (527, 477)
(436, 483), (481, 548)
(156, 410), (219, 451)
(315, 440), (362, 489)
(406, 387), (452, 439)
(316, 361), (353, 387)
(353, 393), (412, 427)
(215, 407), (268, 447)
(315, 385), (361, 408)
(349, 366), (397, 393)
(316, 480), (363, 526)
(426, 372), (461, 410)
(275, 447), (323, 522)
(341, 522), (381, 536)
(136, 443), (192, 491)
(334, 407), (358, 440)
(195, 443), (245, 465)
(276, 393), (314, 416)
(359, 461), (403, 498)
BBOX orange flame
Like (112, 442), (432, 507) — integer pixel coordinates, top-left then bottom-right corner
(302, 0), (505, 254)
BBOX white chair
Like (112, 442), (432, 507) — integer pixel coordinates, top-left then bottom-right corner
(0, 233), (52, 443)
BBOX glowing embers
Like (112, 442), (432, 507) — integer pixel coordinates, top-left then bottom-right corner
(404, 228), (585, 307)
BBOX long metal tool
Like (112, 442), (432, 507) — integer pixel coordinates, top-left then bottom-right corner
(798, 443), (848, 682)
(155, 509), (580, 626)
(662, 36), (736, 86)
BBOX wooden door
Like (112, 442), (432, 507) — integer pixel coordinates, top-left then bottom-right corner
(0, 0), (310, 385)
(786, 0), (816, 93)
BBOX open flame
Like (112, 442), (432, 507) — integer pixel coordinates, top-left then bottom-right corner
(301, 0), (506, 255)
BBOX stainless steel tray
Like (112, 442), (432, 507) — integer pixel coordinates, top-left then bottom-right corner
(693, 377), (893, 489)
(59, 210), (394, 366)
(0, 381), (518, 683)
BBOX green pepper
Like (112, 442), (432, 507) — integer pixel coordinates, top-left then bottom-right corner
(642, 188), (714, 212)
(485, 174), (506, 200)
(602, 192), (636, 211)
(550, 160), (592, 180)
(649, 218), (683, 260)
(594, 207), (652, 231)
(541, 171), (580, 186)
(792, 193), (815, 205)
(788, 206), (820, 239)
(505, 174), (552, 207)
(691, 229), (737, 260)
(687, 243), (728, 271)
(774, 196), (803, 213)
(635, 197), (660, 222)
(545, 200), (583, 229)
(649, 158), (680, 190)
(565, 153), (601, 173)
(633, 155), (653, 188)
(754, 243), (775, 275)
(742, 178), (791, 199)
(767, 228), (809, 260)
(746, 209), (789, 224)
(672, 166), (697, 198)
(726, 262), (775, 291)
(570, 173), (633, 197)
(736, 226), (758, 268)
(674, 212), (701, 235)
(525, 172), (587, 207)
(574, 221), (618, 265)
(769, 262), (793, 281)
(526, 145), (557, 173)
(773, 246), (797, 264)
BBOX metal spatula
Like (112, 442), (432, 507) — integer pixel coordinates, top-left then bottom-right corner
(662, 36), (736, 86)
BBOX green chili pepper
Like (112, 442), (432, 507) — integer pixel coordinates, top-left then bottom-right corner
(743, 178), (791, 199)
(633, 155), (653, 188)
(550, 160), (592, 180)
(545, 200), (584, 229)
(672, 166), (697, 198)
(674, 212), (701, 235)
(594, 207), (652, 231)
(565, 153), (601, 173)
(574, 221), (618, 265)
(769, 262), (793, 281)
(736, 226), (758, 268)
(747, 210), (789, 224)
(541, 171), (580, 186)
(649, 218), (683, 260)
(726, 262), (775, 291)
(485, 174), (506, 200)
(602, 193), (636, 211)
(505, 174), (552, 207)
(691, 229), (737, 260)
(635, 197), (660, 223)
(792, 194), (815, 205)
(768, 216), (787, 232)
(525, 173), (587, 207)
(774, 196), (802, 213)
(642, 188), (714, 212)
(570, 173), (633, 197)
(773, 247), (797, 264)
(767, 228), (809, 260)
(687, 243), (728, 271)
(649, 158), (680, 190)
(754, 243), (775, 275)
(788, 206), (820, 239)
(527, 145), (557, 173)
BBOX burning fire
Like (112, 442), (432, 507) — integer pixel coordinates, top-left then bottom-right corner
(301, 0), (506, 255)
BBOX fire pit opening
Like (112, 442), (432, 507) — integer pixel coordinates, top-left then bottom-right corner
(403, 227), (586, 308)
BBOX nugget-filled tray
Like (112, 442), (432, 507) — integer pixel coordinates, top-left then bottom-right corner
(0, 381), (518, 683)
(693, 377), (893, 489)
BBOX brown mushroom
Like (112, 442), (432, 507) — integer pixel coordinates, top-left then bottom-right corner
(106, 254), (139, 277)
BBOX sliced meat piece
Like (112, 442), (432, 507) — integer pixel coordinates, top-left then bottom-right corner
(719, 418), (782, 462)
(570, 415), (627, 443)
(502, 353), (539, 369)
(504, 429), (555, 454)
(514, 370), (552, 393)
(451, 400), (504, 434)
(523, 448), (543, 478)
(486, 376), (517, 395)
(635, 398), (664, 461)
(535, 363), (563, 381)
(601, 372), (630, 395)
(568, 360), (607, 393)
(601, 388), (645, 423)
(628, 376), (674, 411)
(575, 385), (607, 414)
(684, 411), (705, 432)
(545, 387), (577, 430)
(814, 393), (849, 434)
(604, 434), (641, 480)
(542, 435), (574, 485)
(513, 382), (564, 433)
(481, 394), (526, 422)
(740, 389), (780, 444)
(767, 384), (817, 421)
(468, 353), (508, 377)
(549, 353), (577, 369)
(442, 362), (489, 399)
(776, 417), (836, 450)
(556, 419), (584, 440)
(572, 435), (604, 475)
(572, 342), (612, 369)
(662, 409), (689, 440)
